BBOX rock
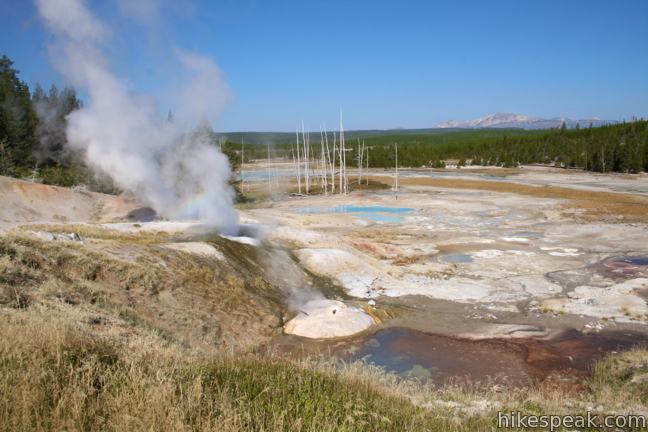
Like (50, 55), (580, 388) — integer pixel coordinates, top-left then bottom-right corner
(125, 206), (157, 222)
(33, 231), (56, 241)
(58, 232), (82, 241)
(33, 231), (82, 242)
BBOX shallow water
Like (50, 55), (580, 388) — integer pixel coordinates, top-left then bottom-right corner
(352, 212), (403, 223)
(625, 256), (648, 266)
(439, 253), (474, 264)
(348, 327), (648, 386)
(600, 255), (648, 278)
(240, 168), (294, 181)
(400, 170), (505, 181)
(350, 327), (529, 384)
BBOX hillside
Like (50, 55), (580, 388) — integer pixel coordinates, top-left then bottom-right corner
(216, 127), (540, 146)
(0, 176), (137, 227)
(438, 112), (613, 129)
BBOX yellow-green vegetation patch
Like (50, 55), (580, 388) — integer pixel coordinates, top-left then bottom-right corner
(590, 348), (648, 406)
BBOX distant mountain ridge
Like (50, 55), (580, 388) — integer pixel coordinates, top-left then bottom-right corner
(217, 114), (620, 145)
(438, 113), (613, 129)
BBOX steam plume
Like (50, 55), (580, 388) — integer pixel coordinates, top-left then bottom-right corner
(34, 0), (238, 229)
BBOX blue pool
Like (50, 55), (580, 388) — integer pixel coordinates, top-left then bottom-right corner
(298, 204), (414, 223)
(439, 253), (474, 264)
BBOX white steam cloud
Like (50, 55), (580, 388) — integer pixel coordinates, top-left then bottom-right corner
(35, 0), (238, 230)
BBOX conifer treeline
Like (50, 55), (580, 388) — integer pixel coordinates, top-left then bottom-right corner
(350, 121), (648, 172)
(245, 121), (647, 174)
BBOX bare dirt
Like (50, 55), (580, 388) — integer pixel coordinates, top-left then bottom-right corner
(0, 175), (139, 227)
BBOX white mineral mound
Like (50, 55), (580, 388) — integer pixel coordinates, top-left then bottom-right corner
(284, 299), (374, 339)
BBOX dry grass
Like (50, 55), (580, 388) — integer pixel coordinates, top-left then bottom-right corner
(0, 310), (444, 431)
(589, 348), (648, 408)
(2, 308), (648, 431)
(391, 254), (425, 266)
(368, 175), (648, 223)
(16, 223), (171, 244)
(0, 233), (163, 294)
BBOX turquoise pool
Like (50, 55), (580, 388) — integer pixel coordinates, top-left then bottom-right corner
(298, 204), (414, 223)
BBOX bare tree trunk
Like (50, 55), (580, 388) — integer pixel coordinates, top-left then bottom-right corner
(273, 145), (279, 190)
(306, 130), (311, 193)
(241, 140), (245, 191)
(394, 143), (399, 194)
(302, 122), (310, 194)
(291, 142), (296, 183)
(267, 142), (272, 197)
(296, 128), (302, 194)
(339, 107), (346, 194)
(339, 107), (348, 194)
(331, 131), (336, 193)
(339, 130), (343, 193)
(357, 139), (364, 184)
(365, 144), (369, 185)
(323, 123), (332, 194)
(320, 126), (328, 195)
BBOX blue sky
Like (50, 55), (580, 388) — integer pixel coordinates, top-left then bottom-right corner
(1, 0), (647, 131)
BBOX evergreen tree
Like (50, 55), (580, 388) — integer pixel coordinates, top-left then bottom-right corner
(0, 55), (38, 174)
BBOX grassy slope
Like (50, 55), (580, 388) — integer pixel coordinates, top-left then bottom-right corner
(0, 228), (285, 350)
(0, 311), (440, 431)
